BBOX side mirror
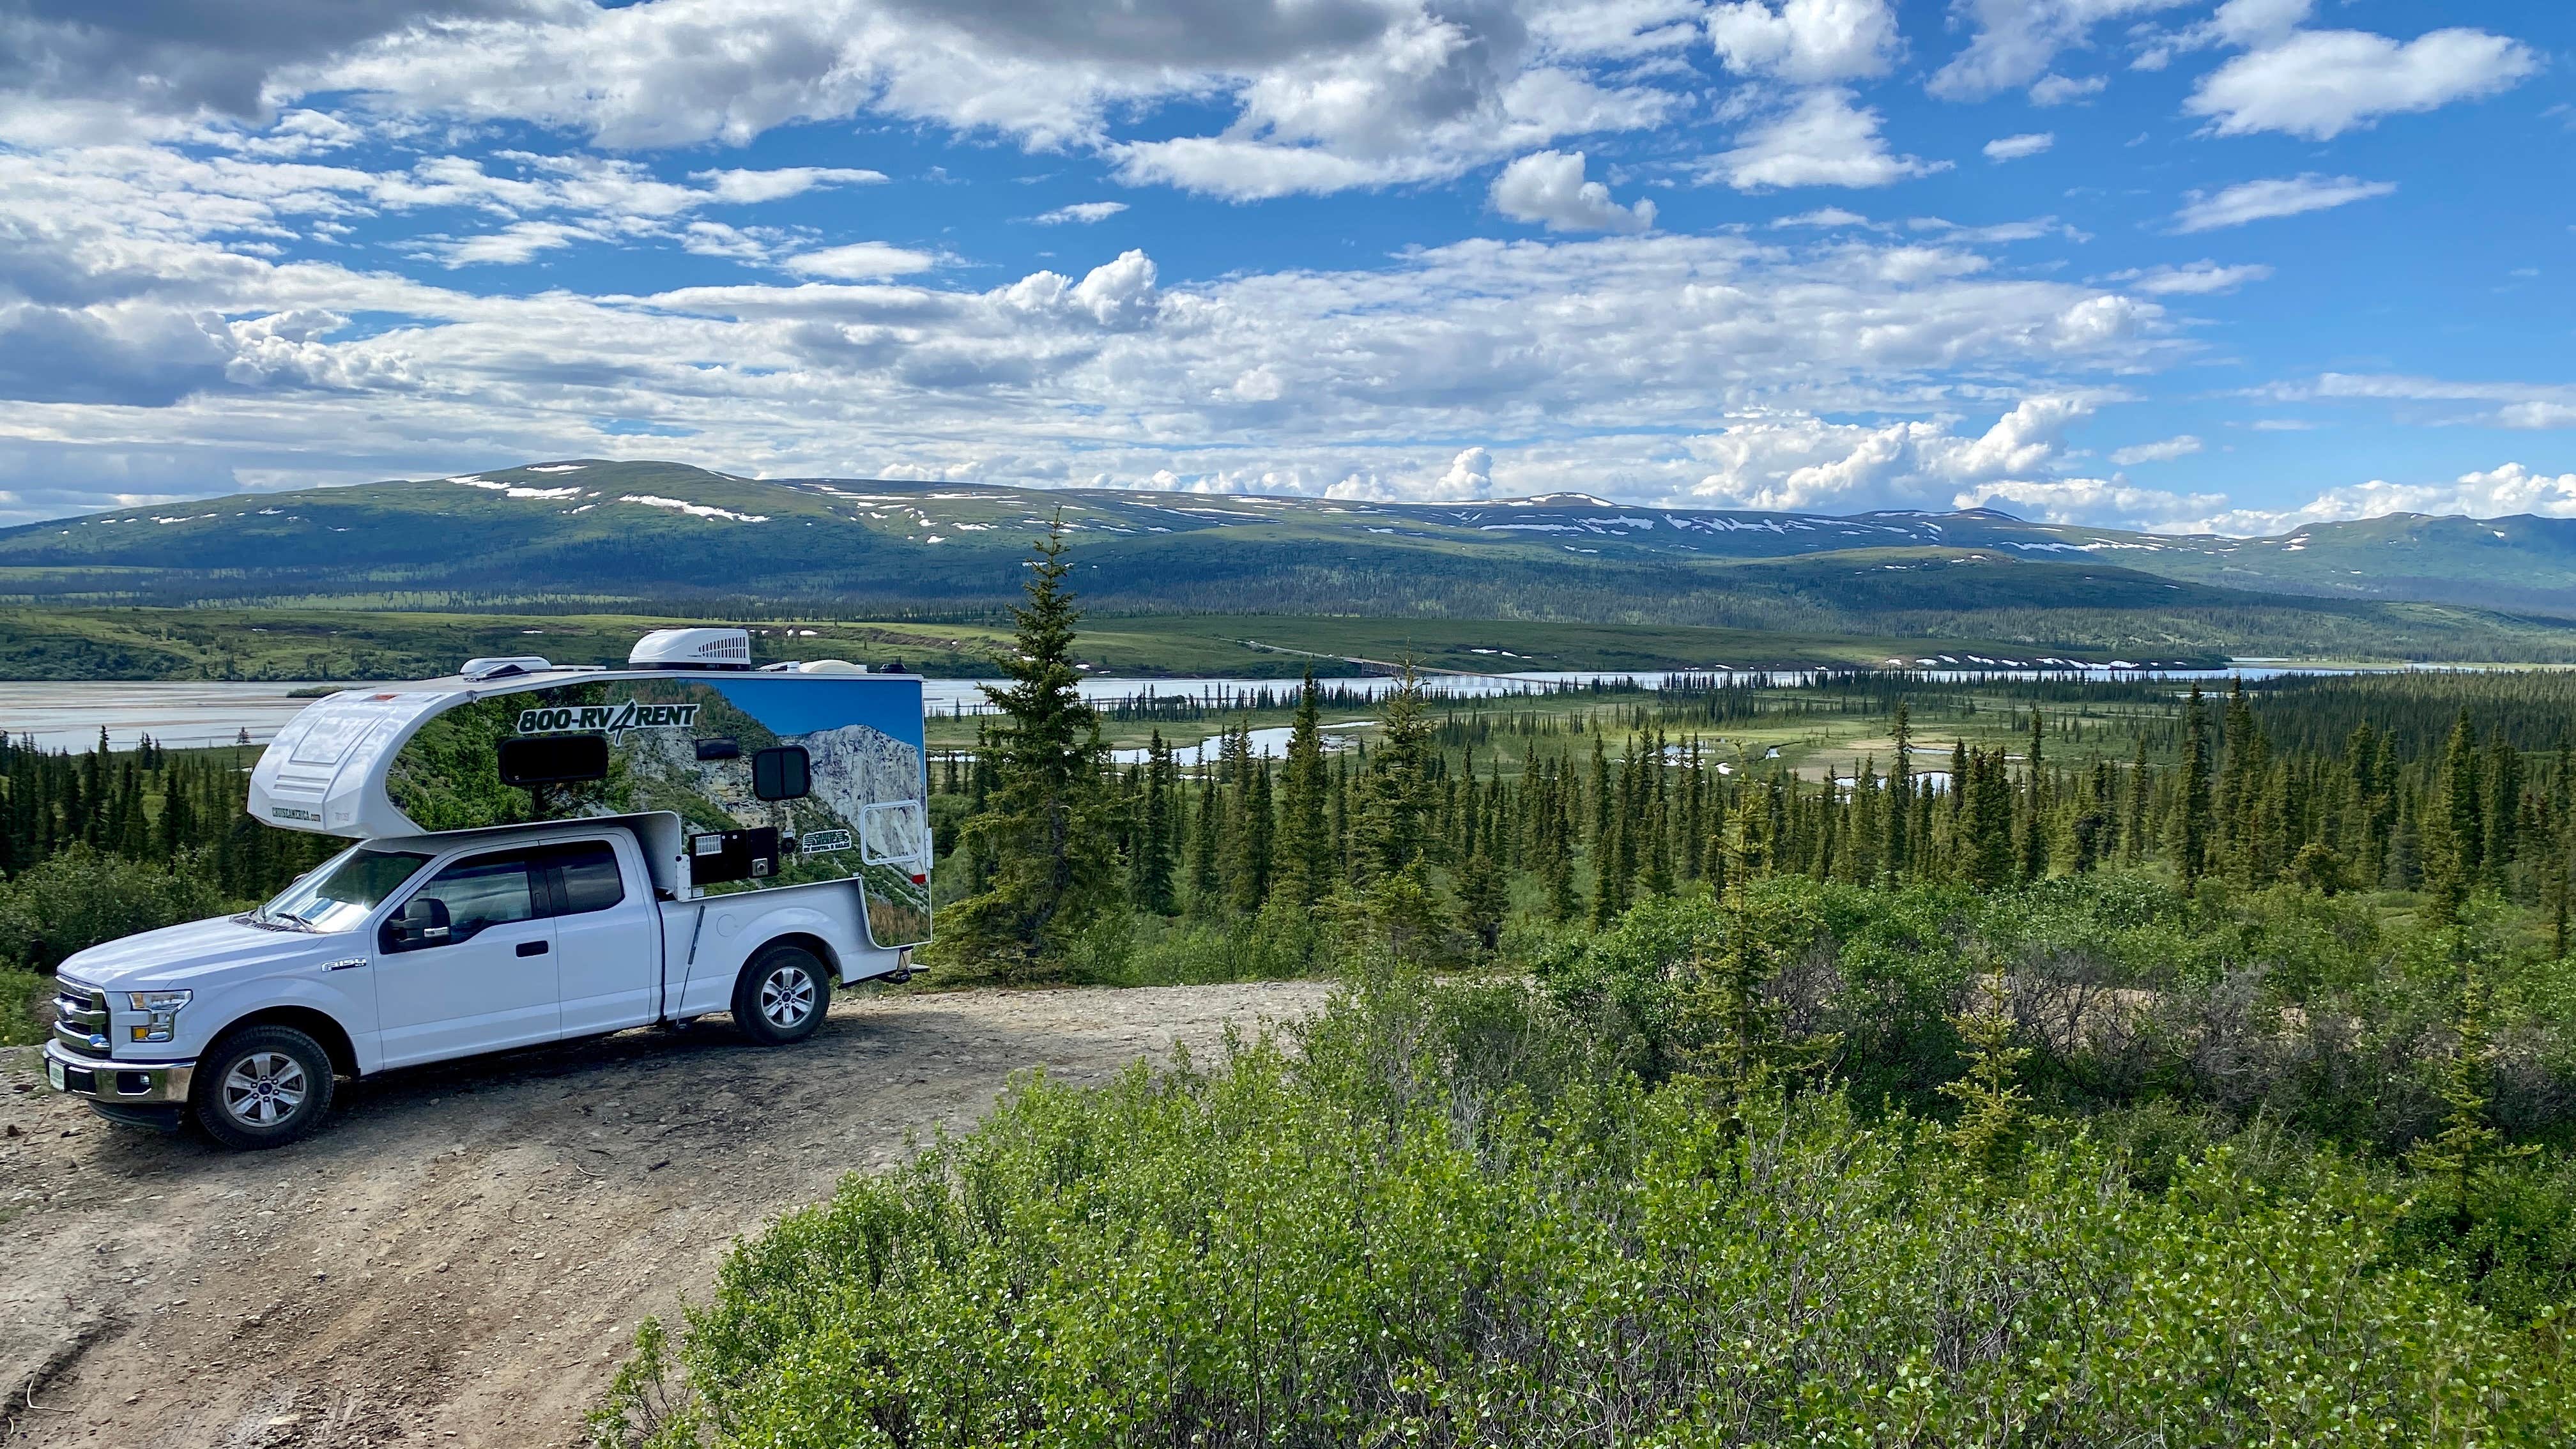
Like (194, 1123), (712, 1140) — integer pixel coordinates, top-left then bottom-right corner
(391, 896), (451, 949)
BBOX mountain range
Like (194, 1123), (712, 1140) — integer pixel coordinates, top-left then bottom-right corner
(10, 459), (2576, 663)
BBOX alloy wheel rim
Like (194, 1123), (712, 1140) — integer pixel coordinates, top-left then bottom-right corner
(760, 967), (816, 1027)
(221, 1050), (309, 1127)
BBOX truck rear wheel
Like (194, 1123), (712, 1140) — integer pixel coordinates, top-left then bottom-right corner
(732, 944), (831, 1045)
(190, 1025), (336, 1150)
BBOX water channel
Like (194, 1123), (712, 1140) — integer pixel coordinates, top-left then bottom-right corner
(0, 662), (2429, 757)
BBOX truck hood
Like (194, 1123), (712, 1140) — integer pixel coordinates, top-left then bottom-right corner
(56, 915), (344, 991)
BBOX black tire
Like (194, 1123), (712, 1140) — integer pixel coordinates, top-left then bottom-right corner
(731, 944), (832, 1045)
(190, 1025), (337, 1150)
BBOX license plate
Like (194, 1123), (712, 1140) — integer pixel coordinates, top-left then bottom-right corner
(47, 1058), (65, 1091)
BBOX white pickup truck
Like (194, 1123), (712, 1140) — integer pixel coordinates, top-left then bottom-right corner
(42, 628), (933, 1149)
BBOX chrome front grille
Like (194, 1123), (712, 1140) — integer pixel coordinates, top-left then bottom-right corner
(51, 977), (109, 1053)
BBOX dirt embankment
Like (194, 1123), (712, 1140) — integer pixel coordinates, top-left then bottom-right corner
(0, 980), (1332, 1448)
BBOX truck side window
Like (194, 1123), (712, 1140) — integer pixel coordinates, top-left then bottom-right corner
(544, 841), (626, 916)
(404, 852), (540, 947)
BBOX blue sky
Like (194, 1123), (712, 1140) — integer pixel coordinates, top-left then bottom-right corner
(0, 0), (2565, 533)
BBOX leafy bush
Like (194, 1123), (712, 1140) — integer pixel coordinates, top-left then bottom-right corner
(0, 964), (45, 1046)
(1528, 875), (2576, 1153)
(0, 845), (229, 974)
(1062, 900), (1333, 987)
(599, 972), (2575, 1448)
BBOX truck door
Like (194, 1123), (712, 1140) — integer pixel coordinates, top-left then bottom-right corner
(372, 847), (560, 1066)
(540, 838), (660, 1036)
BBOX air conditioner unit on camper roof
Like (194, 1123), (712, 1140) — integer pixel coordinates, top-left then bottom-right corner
(630, 627), (753, 671)
(461, 656), (552, 681)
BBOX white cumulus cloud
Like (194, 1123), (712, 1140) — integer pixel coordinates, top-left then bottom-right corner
(1706, 0), (1901, 84)
(2186, 23), (2538, 140)
(1708, 89), (1943, 191)
(2192, 463), (2576, 535)
(1983, 132), (2053, 162)
(1490, 150), (1655, 233)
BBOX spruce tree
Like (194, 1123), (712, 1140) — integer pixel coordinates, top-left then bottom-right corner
(2170, 684), (2213, 892)
(2483, 733), (2522, 891)
(1883, 702), (1912, 884)
(1456, 833), (1508, 954)
(2555, 737), (2573, 957)
(2216, 677), (2255, 870)
(2018, 708), (2048, 882)
(1188, 774), (1221, 910)
(944, 518), (1123, 974)
(1130, 730), (1177, 914)
(1352, 666), (1436, 885)
(2408, 953), (2538, 1226)
(1274, 670), (1332, 908)
(1228, 759), (1275, 914)
(1940, 1005), (2034, 1172)
(2426, 709), (2483, 923)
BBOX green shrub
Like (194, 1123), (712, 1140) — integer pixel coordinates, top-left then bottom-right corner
(604, 973), (2576, 1448)
(0, 845), (229, 974)
(1529, 875), (2576, 1152)
(0, 964), (45, 1046)
(1064, 900), (1333, 987)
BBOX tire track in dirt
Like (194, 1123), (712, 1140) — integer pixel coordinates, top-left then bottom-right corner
(0, 980), (1331, 1448)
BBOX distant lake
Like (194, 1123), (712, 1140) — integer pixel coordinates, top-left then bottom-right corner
(0, 663), (2414, 755)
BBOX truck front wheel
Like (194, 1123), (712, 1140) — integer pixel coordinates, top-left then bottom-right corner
(732, 944), (832, 1045)
(190, 1025), (337, 1150)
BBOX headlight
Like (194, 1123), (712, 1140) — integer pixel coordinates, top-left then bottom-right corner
(125, 990), (192, 1043)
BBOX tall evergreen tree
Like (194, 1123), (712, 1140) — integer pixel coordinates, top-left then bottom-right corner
(1130, 730), (1177, 914)
(2426, 708), (2483, 923)
(2170, 684), (2213, 892)
(2483, 733), (2522, 891)
(2123, 733), (2150, 866)
(944, 518), (1123, 972)
(2018, 708), (2048, 882)
(1274, 671), (1333, 908)
(1883, 702), (1912, 884)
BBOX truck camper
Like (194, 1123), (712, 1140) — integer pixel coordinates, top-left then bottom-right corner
(40, 628), (931, 1148)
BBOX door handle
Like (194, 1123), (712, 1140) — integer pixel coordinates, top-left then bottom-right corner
(517, 940), (549, 957)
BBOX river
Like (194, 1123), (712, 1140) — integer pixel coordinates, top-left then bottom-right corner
(0, 663), (2423, 756)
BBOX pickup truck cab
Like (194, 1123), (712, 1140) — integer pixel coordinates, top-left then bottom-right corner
(43, 629), (932, 1149)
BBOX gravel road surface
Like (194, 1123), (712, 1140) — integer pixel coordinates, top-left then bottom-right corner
(0, 980), (1332, 1448)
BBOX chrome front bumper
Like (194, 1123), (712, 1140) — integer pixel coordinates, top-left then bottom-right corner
(42, 1041), (195, 1105)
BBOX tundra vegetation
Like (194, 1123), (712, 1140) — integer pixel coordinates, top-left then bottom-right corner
(8, 527), (2576, 1442)
(568, 532), (2576, 1446)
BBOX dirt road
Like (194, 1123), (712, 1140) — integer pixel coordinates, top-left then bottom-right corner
(0, 980), (1333, 1448)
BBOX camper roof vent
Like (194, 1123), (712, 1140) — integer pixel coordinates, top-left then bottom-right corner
(461, 656), (553, 681)
(630, 627), (754, 671)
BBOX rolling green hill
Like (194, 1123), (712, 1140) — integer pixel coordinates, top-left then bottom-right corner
(6, 459), (2576, 665)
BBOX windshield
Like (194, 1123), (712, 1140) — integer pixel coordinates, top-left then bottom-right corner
(257, 847), (433, 933)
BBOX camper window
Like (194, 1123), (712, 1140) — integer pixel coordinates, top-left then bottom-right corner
(861, 801), (927, 864)
(498, 733), (610, 786)
(753, 746), (811, 801)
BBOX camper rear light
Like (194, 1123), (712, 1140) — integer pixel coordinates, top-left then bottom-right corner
(910, 872), (926, 885)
